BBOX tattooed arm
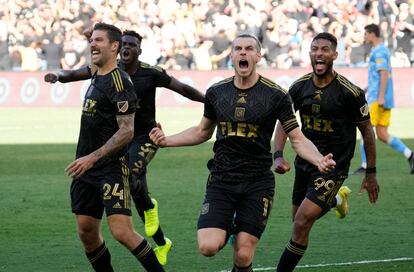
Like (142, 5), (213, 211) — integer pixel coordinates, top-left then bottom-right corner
(65, 113), (135, 178)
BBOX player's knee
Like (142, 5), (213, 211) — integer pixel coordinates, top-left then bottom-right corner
(110, 226), (133, 244)
(234, 247), (253, 266)
(294, 212), (314, 232)
(198, 241), (221, 257)
(77, 227), (100, 249)
(377, 133), (388, 143)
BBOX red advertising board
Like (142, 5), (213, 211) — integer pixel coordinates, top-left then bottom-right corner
(0, 68), (413, 107)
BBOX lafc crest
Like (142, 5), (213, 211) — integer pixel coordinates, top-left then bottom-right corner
(235, 107), (245, 120)
(117, 101), (129, 113)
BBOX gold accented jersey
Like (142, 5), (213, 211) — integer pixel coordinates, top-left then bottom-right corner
(76, 68), (137, 169)
(289, 72), (370, 174)
(204, 75), (298, 182)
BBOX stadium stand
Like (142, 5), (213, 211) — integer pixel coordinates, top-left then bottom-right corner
(0, 0), (413, 71)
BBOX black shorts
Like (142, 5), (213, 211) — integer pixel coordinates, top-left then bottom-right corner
(71, 157), (132, 219)
(127, 131), (158, 194)
(197, 172), (275, 239)
(292, 167), (347, 212)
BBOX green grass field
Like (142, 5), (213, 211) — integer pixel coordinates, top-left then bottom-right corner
(0, 108), (413, 271)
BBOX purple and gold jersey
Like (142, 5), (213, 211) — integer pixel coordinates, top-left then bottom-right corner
(204, 75), (298, 182)
(289, 72), (369, 174)
(76, 68), (137, 170)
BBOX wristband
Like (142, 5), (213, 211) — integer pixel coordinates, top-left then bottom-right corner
(366, 166), (376, 174)
(273, 151), (283, 160)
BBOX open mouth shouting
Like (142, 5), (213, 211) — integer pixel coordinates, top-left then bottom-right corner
(121, 48), (131, 61)
(238, 59), (249, 72)
(314, 59), (326, 73)
(91, 49), (101, 63)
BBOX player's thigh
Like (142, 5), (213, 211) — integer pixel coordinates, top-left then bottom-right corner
(197, 177), (237, 231)
(197, 227), (227, 248)
(71, 178), (104, 219)
(292, 168), (310, 207)
(306, 173), (346, 213)
(102, 160), (132, 217)
(236, 176), (275, 239)
(128, 134), (158, 176)
(370, 102), (391, 127)
(377, 108), (391, 127)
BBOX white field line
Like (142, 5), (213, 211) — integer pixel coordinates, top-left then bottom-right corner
(216, 257), (413, 272)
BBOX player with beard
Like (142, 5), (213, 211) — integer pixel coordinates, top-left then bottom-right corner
(149, 33), (336, 272)
(45, 30), (204, 266)
(273, 32), (380, 272)
(66, 23), (164, 271)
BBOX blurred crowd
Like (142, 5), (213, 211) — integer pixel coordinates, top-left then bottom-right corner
(0, 0), (413, 71)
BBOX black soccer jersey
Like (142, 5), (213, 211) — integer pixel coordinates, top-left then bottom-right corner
(204, 75), (299, 182)
(76, 68), (137, 170)
(289, 72), (370, 174)
(120, 62), (172, 133)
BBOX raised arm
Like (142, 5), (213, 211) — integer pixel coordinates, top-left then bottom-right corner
(65, 113), (135, 178)
(167, 77), (205, 103)
(286, 127), (336, 173)
(150, 116), (216, 147)
(44, 66), (93, 83)
(357, 119), (380, 203)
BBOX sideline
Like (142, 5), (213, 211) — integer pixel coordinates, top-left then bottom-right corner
(216, 257), (414, 272)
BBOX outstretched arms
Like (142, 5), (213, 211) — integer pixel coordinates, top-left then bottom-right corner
(44, 66), (92, 83)
(167, 77), (205, 103)
(149, 117), (216, 147)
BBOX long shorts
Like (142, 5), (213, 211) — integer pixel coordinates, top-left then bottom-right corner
(370, 101), (391, 127)
(197, 173), (275, 239)
(71, 157), (132, 219)
(292, 167), (347, 213)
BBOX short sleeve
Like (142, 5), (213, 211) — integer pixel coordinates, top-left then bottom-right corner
(347, 87), (370, 123)
(276, 92), (299, 134)
(153, 66), (172, 87)
(203, 88), (216, 120)
(110, 71), (137, 115)
(374, 50), (389, 71)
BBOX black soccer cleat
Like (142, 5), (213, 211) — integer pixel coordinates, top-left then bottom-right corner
(409, 153), (414, 174)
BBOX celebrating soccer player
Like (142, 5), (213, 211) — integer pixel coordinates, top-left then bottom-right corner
(273, 32), (380, 272)
(44, 29), (204, 266)
(65, 22), (164, 271)
(149, 33), (335, 271)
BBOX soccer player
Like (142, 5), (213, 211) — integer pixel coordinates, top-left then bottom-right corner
(65, 23), (163, 271)
(353, 24), (414, 174)
(149, 33), (336, 271)
(273, 32), (380, 272)
(45, 30), (204, 265)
